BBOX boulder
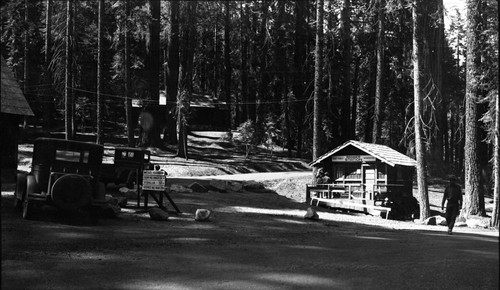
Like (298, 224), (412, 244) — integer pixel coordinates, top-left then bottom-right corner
(437, 217), (447, 226)
(210, 179), (227, 192)
(195, 209), (211, 221)
(466, 216), (490, 229)
(423, 215), (447, 226)
(170, 184), (193, 193)
(304, 207), (319, 220)
(228, 181), (243, 192)
(149, 207), (169, 221)
(188, 182), (208, 193)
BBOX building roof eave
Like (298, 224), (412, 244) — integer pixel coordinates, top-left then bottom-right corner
(309, 140), (417, 168)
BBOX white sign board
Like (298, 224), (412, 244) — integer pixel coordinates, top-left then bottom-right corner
(331, 155), (376, 162)
(142, 170), (166, 191)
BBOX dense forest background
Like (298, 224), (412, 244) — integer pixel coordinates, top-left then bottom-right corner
(1, 0), (498, 224)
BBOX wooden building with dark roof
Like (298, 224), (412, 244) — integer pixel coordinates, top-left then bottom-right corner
(307, 140), (417, 219)
(1, 56), (34, 183)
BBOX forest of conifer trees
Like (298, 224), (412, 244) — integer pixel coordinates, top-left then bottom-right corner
(1, 0), (498, 224)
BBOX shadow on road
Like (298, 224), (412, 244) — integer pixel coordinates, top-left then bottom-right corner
(2, 187), (498, 290)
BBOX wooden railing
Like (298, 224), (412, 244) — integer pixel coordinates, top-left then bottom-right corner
(306, 183), (406, 202)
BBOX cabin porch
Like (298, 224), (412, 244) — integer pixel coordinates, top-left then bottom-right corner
(305, 183), (401, 219)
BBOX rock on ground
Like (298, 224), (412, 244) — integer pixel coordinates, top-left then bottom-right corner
(188, 182), (208, 193)
(423, 216), (447, 226)
(209, 180), (227, 192)
(195, 209), (211, 221)
(149, 207), (169, 221)
(304, 207), (319, 220)
(228, 182), (243, 192)
(466, 216), (491, 229)
(170, 184), (193, 193)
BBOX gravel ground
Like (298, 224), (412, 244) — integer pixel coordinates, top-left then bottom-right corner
(4, 136), (497, 289)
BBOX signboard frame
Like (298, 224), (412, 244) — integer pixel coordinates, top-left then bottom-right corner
(142, 169), (166, 191)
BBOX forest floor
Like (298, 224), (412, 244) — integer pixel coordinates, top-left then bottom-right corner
(2, 131), (498, 289)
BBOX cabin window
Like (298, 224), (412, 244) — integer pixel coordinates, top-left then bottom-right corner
(332, 164), (362, 181)
(333, 166), (344, 181)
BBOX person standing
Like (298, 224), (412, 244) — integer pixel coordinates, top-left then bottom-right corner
(441, 177), (463, 235)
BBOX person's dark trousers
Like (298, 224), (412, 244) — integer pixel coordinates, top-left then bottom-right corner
(446, 203), (460, 232)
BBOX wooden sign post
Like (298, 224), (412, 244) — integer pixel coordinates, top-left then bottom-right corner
(142, 169), (181, 213)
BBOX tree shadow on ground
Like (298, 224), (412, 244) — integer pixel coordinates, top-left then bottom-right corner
(1, 189), (498, 290)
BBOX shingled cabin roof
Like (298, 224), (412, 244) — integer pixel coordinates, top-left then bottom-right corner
(1, 56), (34, 116)
(310, 140), (417, 168)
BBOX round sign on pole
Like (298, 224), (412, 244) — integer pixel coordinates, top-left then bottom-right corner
(139, 111), (154, 132)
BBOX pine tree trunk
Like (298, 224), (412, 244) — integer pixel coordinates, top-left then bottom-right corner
(124, 1), (134, 147)
(491, 93), (500, 227)
(313, 0), (324, 162)
(434, 0), (445, 167)
(413, 0), (430, 221)
(248, 10), (259, 123)
(373, 0), (384, 144)
(177, 1), (197, 159)
(462, 0), (486, 218)
(240, 2), (249, 123)
(326, 8), (339, 146)
(96, 0), (104, 144)
(43, 0), (54, 131)
(224, 1), (232, 129)
(140, 0), (162, 148)
(64, 0), (73, 140)
(165, 0), (179, 145)
(351, 56), (360, 139)
(256, 1), (269, 126)
(44, 0), (51, 77)
(23, 0), (30, 129)
(340, 0), (352, 141)
(70, 1), (77, 137)
(293, 0), (307, 158)
(274, 1), (290, 156)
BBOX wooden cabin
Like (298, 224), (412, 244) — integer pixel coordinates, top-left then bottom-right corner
(1, 56), (34, 183)
(307, 140), (416, 218)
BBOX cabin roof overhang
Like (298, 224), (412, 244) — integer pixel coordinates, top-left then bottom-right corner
(1, 56), (34, 116)
(309, 140), (417, 168)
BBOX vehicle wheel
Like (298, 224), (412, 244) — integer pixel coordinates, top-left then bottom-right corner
(14, 173), (27, 210)
(51, 174), (91, 211)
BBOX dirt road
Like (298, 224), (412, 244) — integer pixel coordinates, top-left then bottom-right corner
(2, 182), (498, 290)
